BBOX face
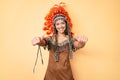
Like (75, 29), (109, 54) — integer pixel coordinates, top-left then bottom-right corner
(55, 19), (66, 34)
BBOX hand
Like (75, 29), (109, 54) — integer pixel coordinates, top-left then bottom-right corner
(75, 35), (88, 44)
(32, 37), (41, 46)
(31, 35), (45, 46)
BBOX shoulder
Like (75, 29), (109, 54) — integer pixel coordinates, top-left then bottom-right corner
(45, 35), (54, 42)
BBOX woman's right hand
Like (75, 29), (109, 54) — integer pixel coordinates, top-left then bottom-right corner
(32, 37), (41, 46)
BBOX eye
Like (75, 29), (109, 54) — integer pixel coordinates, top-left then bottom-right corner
(61, 22), (65, 25)
(56, 23), (59, 26)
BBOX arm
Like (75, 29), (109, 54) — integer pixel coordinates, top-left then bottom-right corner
(32, 35), (47, 46)
(73, 35), (88, 49)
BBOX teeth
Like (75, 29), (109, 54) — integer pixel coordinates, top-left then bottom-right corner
(60, 29), (63, 30)
(58, 28), (65, 32)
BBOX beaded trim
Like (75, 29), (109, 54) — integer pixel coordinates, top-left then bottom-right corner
(47, 37), (69, 46)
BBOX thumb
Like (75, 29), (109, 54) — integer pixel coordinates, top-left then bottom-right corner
(41, 34), (45, 40)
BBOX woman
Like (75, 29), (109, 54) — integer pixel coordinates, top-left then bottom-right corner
(32, 2), (88, 80)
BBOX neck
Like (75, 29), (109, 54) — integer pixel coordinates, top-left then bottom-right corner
(57, 33), (66, 37)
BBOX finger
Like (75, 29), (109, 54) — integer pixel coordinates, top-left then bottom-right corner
(77, 36), (83, 42)
(83, 36), (88, 42)
(34, 37), (40, 44)
(80, 35), (88, 42)
(41, 34), (46, 40)
(79, 35), (83, 40)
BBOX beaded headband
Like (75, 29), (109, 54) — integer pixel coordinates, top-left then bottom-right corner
(53, 16), (66, 23)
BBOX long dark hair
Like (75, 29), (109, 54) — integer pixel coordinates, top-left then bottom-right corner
(53, 19), (73, 61)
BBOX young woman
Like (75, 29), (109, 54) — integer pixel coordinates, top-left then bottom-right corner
(32, 2), (88, 80)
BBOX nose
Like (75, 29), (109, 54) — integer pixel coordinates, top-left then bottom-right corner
(59, 23), (64, 27)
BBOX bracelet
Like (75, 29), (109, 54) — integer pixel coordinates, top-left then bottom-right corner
(42, 38), (47, 45)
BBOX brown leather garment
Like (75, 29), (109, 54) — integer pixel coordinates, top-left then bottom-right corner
(44, 38), (74, 80)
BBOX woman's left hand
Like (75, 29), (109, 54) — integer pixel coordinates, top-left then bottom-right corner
(75, 35), (88, 44)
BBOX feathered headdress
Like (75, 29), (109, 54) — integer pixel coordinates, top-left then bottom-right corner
(43, 2), (73, 35)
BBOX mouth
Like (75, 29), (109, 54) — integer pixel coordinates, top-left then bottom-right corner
(59, 28), (64, 31)
(58, 28), (65, 32)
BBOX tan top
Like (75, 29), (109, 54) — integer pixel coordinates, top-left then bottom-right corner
(44, 37), (76, 80)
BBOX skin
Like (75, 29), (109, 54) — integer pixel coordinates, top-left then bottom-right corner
(54, 19), (68, 43)
(32, 19), (88, 49)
